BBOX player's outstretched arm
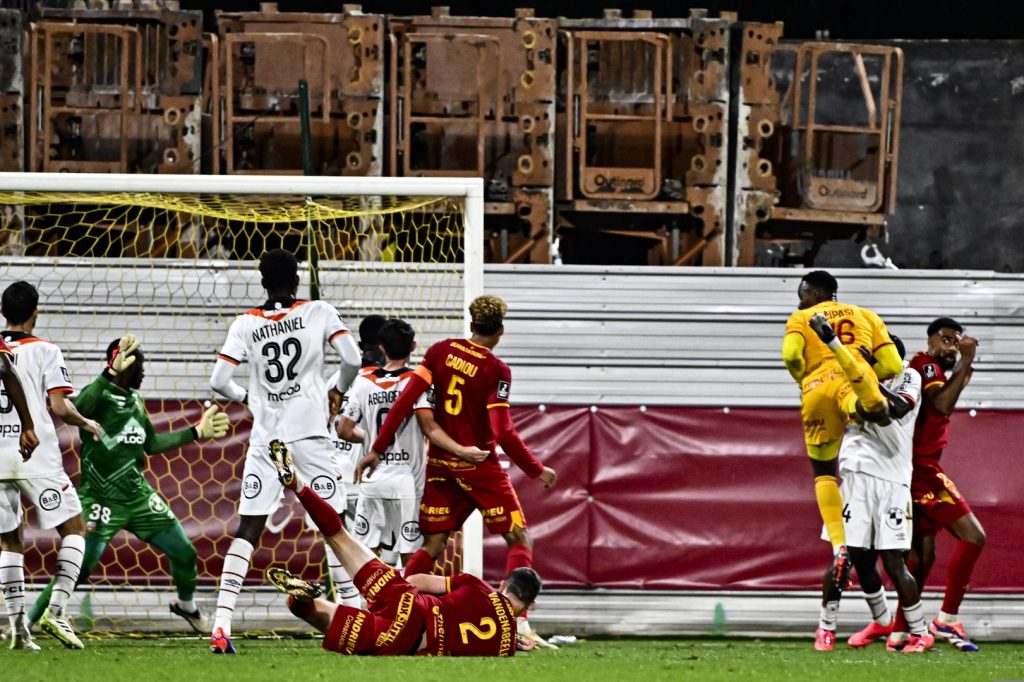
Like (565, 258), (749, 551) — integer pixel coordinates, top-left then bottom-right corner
(49, 392), (102, 441)
(337, 415), (366, 444)
(488, 407), (551, 485)
(370, 371), (430, 453)
(209, 357), (247, 403)
(406, 573), (448, 595)
(142, 403), (230, 455)
(0, 353), (37, 459)
(415, 410), (488, 463)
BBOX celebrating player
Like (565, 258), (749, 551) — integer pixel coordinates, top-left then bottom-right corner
(885, 317), (983, 651)
(367, 296), (556, 646)
(267, 439), (540, 657)
(28, 335), (230, 638)
(813, 337), (933, 653)
(0, 281), (98, 650)
(208, 248), (362, 654)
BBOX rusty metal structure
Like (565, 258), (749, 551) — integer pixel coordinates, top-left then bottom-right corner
(27, 1), (203, 173)
(388, 7), (556, 264)
(5, 3), (904, 266)
(215, 2), (384, 176)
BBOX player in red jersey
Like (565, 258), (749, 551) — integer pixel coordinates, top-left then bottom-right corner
(884, 317), (983, 652)
(267, 440), (540, 657)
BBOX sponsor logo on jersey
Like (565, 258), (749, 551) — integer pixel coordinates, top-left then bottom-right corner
(885, 506), (905, 530)
(267, 382), (302, 402)
(401, 520), (421, 543)
(251, 316), (306, 343)
(354, 514), (369, 536)
(148, 492), (169, 515)
(381, 449), (411, 465)
(38, 488), (61, 511)
(923, 364), (937, 379)
(243, 473), (262, 499)
(497, 380), (510, 400)
(0, 423), (21, 438)
(310, 475), (337, 500)
(60, 367), (71, 383)
(101, 418), (145, 448)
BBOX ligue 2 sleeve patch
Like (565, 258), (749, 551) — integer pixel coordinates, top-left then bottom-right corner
(497, 380), (511, 400)
(923, 364), (937, 379)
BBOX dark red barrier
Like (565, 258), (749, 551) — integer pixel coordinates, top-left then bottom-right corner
(22, 401), (1023, 593)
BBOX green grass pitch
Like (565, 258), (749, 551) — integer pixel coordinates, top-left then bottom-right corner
(8, 637), (1024, 681)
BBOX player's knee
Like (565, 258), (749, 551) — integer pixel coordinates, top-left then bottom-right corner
(965, 526), (986, 548)
(176, 541), (198, 566)
(880, 551), (906, 578)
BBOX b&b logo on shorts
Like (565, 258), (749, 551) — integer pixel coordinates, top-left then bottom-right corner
(38, 489), (61, 511)
(354, 514), (369, 537)
(243, 474), (262, 499)
(401, 520), (421, 543)
(311, 476), (337, 500)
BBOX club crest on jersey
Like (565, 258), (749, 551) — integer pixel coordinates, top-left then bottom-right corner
(310, 475), (337, 500)
(497, 380), (510, 400)
(923, 364), (937, 379)
(38, 488), (61, 511)
(148, 493), (169, 515)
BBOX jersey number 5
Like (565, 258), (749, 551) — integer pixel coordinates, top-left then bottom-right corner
(445, 375), (464, 415)
(459, 617), (496, 644)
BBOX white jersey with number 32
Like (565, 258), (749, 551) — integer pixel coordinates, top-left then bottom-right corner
(218, 300), (351, 444)
(0, 334), (74, 479)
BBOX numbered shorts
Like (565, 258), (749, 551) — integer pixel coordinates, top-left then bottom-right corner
(801, 366), (856, 449)
(80, 486), (179, 543)
(354, 495), (422, 554)
(911, 459), (973, 534)
(322, 558), (428, 656)
(824, 471), (912, 550)
(419, 460), (526, 535)
(239, 437), (346, 516)
(0, 473), (83, 533)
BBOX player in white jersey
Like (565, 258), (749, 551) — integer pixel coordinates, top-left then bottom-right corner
(207, 249), (361, 654)
(339, 319), (429, 566)
(814, 337), (933, 653)
(0, 281), (101, 650)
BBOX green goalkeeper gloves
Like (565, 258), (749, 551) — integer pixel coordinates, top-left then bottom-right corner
(194, 404), (230, 439)
(108, 334), (139, 376)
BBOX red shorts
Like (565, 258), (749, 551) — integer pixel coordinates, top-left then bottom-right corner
(419, 459), (527, 535)
(322, 559), (431, 656)
(911, 458), (973, 534)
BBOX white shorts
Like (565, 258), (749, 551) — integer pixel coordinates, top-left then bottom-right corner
(239, 437), (347, 516)
(0, 473), (83, 533)
(822, 471), (912, 550)
(353, 496), (422, 554)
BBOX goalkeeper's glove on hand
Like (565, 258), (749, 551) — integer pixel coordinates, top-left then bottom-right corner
(108, 334), (139, 376)
(194, 404), (230, 439)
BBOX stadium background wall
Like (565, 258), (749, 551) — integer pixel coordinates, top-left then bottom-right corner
(18, 265), (1024, 594)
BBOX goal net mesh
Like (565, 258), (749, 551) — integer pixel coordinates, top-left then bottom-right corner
(0, 187), (470, 635)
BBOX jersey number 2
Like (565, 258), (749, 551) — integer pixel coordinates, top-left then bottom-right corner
(444, 376), (464, 415)
(459, 617), (496, 644)
(263, 338), (302, 383)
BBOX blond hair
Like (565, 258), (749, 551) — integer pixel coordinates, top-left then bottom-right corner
(469, 295), (507, 335)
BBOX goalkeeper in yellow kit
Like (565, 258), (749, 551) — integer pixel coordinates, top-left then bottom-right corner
(782, 271), (907, 588)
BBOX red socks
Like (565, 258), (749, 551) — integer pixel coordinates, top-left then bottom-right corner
(505, 544), (533, 574)
(287, 594), (316, 618)
(942, 540), (983, 615)
(402, 549), (435, 577)
(297, 486), (343, 537)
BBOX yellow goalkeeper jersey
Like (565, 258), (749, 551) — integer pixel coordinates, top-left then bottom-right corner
(784, 300), (893, 381)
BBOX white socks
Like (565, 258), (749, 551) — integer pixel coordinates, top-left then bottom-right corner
(1, 551), (25, 628)
(818, 599), (840, 631)
(325, 543), (360, 607)
(903, 601), (927, 636)
(213, 538), (254, 635)
(50, 534), (85, 616)
(864, 588), (892, 627)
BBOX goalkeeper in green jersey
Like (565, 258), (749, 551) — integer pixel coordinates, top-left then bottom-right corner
(29, 335), (230, 632)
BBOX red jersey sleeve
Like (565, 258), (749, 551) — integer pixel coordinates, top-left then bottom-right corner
(486, 361), (512, 409)
(910, 352), (946, 391)
(448, 573), (493, 595)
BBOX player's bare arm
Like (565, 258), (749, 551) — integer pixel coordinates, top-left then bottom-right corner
(0, 352), (37, 459)
(336, 415), (366, 445)
(49, 391), (103, 441)
(926, 335), (978, 416)
(406, 573), (448, 595)
(415, 410), (488, 463)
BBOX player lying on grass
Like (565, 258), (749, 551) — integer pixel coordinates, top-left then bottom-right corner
(266, 439), (541, 656)
(28, 335), (230, 635)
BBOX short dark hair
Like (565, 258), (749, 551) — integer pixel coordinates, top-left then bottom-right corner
(504, 567), (541, 606)
(891, 334), (906, 360)
(259, 249), (298, 292)
(801, 270), (838, 295)
(358, 314), (387, 352)
(1, 281), (39, 325)
(927, 317), (963, 338)
(379, 319), (415, 361)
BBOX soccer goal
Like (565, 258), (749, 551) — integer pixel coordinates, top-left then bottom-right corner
(0, 172), (483, 635)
